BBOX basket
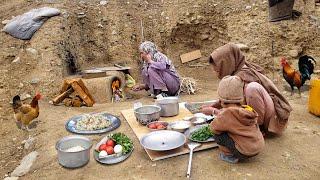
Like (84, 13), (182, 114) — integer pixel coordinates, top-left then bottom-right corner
(268, 0), (295, 22)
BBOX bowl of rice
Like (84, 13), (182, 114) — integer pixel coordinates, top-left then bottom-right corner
(56, 135), (92, 168)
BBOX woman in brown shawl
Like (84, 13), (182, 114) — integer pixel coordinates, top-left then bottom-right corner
(201, 43), (292, 135)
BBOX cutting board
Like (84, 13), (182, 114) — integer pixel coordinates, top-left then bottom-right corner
(121, 103), (218, 161)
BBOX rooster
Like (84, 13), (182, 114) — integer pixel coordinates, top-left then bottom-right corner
(12, 93), (41, 131)
(280, 55), (316, 96)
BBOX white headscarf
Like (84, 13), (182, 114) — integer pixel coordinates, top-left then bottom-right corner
(139, 41), (178, 77)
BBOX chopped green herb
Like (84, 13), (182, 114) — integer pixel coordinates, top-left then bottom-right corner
(110, 133), (133, 154)
(190, 125), (214, 141)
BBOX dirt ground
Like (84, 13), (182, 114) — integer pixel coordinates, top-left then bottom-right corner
(1, 0), (320, 179)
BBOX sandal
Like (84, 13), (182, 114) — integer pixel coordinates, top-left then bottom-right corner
(219, 152), (239, 163)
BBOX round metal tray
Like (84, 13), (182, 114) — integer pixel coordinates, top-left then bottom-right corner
(65, 112), (121, 135)
(94, 148), (133, 165)
(140, 130), (186, 151)
(184, 124), (215, 143)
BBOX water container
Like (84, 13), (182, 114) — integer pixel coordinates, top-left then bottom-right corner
(308, 79), (320, 116)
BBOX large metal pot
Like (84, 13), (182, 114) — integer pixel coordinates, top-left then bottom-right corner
(56, 135), (92, 168)
(134, 105), (161, 125)
(156, 97), (179, 117)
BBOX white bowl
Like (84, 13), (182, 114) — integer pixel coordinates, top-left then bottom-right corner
(169, 121), (191, 133)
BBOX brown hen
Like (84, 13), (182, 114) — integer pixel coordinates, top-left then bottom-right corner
(12, 93), (41, 131)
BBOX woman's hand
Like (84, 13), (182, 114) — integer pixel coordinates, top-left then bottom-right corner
(132, 84), (146, 91)
(200, 107), (215, 115)
(200, 107), (221, 116)
(201, 100), (222, 109)
(200, 104), (213, 109)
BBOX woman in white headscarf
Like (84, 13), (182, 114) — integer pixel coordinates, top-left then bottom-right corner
(132, 41), (180, 96)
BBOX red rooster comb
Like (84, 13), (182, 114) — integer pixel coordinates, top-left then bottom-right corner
(35, 93), (42, 100)
(280, 57), (288, 66)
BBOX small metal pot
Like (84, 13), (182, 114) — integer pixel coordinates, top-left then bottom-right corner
(134, 105), (161, 125)
(56, 135), (92, 168)
(156, 97), (179, 117)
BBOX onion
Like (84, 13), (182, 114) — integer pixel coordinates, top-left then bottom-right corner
(114, 145), (123, 154)
(98, 150), (108, 159)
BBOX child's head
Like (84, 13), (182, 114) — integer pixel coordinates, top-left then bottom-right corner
(217, 75), (244, 107)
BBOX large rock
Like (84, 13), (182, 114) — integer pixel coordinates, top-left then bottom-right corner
(288, 46), (302, 58)
(4, 177), (19, 180)
(200, 34), (209, 40)
(20, 93), (31, 101)
(22, 137), (35, 150)
(12, 57), (20, 63)
(100, 0), (108, 5)
(30, 78), (40, 85)
(288, 50), (299, 58)
(11, 151), (38, 177)
(2, 19), (10, 25)
(26, 48), (38, 56)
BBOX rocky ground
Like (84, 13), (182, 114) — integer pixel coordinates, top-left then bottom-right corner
(0, 0), (320, 179)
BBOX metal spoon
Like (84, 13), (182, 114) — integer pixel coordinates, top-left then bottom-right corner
(186, 142), (201, 178)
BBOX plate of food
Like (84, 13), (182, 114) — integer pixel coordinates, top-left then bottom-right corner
(65, 112), (121, 134)
(94, 132), (134, 164)
(184, 124), (215, 143)
(147, 121), (169, 131)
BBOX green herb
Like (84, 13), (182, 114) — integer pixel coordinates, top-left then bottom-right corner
(190, 125), (214, 141)
(110, 133), (133, 154)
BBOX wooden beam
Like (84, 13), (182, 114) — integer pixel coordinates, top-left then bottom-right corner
(71, 82), (94, 107)
(52, 88), (74, 105)
(180, 50), (202, 63)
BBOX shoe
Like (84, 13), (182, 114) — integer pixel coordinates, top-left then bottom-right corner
(160, 92), (169, 97)
(153, 89), (162, 96)
(219, 152), (239, 163)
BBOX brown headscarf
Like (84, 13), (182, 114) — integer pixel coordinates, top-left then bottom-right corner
(210, 43), (265, 79)
(210, 43), (292, 134)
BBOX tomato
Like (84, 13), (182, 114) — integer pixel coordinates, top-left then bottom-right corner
(99, 144), (108, 151)
(155, 122), (162, 127)
(157, 124), (166, 129)
(149, 123), (157, 129)
(106, 139), (115, 147)
(106, 146), (114, 155)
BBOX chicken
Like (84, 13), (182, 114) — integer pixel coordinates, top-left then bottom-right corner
(12, 93), (41, 130)
(280, 56), (316, 96)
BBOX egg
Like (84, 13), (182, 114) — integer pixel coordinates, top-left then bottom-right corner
(98, 150), (108, 159)
(114, 145), (123, 154)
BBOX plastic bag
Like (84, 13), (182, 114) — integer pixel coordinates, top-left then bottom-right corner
(3, 7), (60, 40)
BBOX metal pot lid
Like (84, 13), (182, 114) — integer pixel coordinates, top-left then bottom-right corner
(156, 97), (179, 104)
(140, 130), (186, 151)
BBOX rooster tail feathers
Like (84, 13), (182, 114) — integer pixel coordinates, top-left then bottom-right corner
(309, 56), (316, 65)
(299, 55), (316, 65)
(12, 95), (22, 108)
(299, 55), (316, 75)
